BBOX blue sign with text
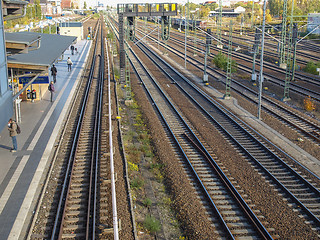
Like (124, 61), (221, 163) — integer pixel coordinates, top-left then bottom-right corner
(19, 76), (49, 85)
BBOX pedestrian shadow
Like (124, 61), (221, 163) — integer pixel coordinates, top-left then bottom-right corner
(0, 144), (12, 150)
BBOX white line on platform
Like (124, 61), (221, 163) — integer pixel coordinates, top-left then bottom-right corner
(0, 155), (29, 214)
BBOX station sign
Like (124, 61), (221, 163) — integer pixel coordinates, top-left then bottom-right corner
(19, 76), (49, 85)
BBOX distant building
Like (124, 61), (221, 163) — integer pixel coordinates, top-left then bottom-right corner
(209, 6), (246, 17)
(204, 0), (260, 7)
(307, 13), (320, 35)
(61, 0), (71, 9)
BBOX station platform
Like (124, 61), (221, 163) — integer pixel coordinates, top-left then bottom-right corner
(0, 39), (92, 239)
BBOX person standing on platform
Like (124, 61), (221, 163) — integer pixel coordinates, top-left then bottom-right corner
(51, 64), (57, 83)
(48, 81), (55, 102)
(67, 57), (73, 72)
(8, 118), (18, 152)
(70, 45), (75, 55)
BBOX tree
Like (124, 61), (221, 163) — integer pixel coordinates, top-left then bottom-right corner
(199, 5), (210, 19)
(84, 1), (87, 9)
(207, 3), (218, 11)
(34, 0), (42, 19)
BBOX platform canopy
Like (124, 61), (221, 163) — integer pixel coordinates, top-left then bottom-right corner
(6, 32), (77, 74)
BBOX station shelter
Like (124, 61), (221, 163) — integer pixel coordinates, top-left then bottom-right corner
(5, 32), (76, 121)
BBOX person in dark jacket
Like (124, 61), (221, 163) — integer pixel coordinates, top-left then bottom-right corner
(70, 45), (75, 55)
(48, 81), (55, 102)
(51, 64), (57, 83)
(8, 118), (18, 152)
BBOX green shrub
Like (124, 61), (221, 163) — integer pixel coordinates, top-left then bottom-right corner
(213, 52), (237, 73)
(304, 61), (320, 75)
(143, 215), (161, 234)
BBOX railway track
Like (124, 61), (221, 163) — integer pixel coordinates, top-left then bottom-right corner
(51, 20), (103, 239)
(134, 25), (320, 146)
(109, 17), (320, 237)
(27, 18), (129, 240)
(140, 21), (320, 102)
(167, 30), (320, 95)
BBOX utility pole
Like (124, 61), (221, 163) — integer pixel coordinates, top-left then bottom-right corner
(257, 0), (267, 120)
(184, 0), (189, 68)
(224, 20), (233, 99)
(283, 0), (296, 101)
(203, 29), (211, 83)
(216, 0), (223, 50)
(251, 28), (261, 82)
(251, 0), (255, 28)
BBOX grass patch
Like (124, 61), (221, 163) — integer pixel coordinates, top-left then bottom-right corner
(131, 177), (145, 190)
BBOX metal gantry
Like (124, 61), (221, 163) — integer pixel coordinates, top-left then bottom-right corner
(117, 3), (177, 82)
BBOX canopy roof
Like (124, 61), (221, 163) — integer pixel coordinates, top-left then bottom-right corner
(6, 32), (76, 73)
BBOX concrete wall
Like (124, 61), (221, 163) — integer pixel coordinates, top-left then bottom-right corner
(0, 1), (13, 132)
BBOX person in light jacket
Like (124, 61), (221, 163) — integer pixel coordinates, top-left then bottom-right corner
(67, 57), (73, 72)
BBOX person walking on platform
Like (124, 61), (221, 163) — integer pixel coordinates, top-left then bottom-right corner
(70, 45), (75, 55)
(51, 64), (57, 83)
(8, 118), (18, 152)
(67, 57), (73, 72)
(48, 81), (55, 102)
